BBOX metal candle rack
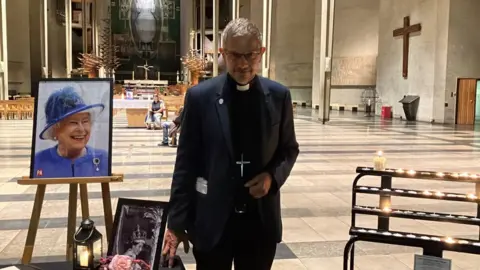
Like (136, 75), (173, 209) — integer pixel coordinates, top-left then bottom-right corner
(343, 166), (480, 270)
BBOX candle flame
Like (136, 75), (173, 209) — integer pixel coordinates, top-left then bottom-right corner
(436, 172), (445, 177)
(377, 151), (383, 156)
(396, 169), (405, 173)
(467, 194), (477, 200)
(445, 237), (455, 244)
(435, 191), (445, 197)
(452, 173), (459, 178)
(423, 191), (432, 196)
(407, 170), (416, 175)
(382, 207), (392, 213)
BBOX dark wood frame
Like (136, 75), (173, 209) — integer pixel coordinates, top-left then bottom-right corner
(108, 198), (169, 269)
(29, 78), (114, 178)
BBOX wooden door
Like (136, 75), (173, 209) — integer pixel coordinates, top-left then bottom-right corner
(457, 79), (477, 125)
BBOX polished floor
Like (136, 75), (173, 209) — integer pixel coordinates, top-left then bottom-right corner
(1, 109), (480, 269)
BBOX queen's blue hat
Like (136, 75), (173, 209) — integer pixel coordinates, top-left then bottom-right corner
(39, 87), (105, 140)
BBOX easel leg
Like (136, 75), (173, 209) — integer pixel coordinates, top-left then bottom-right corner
(79, 184), (90, 219)
(66, 184), (78, 261)
(21, 184), (46, 264)
(101, 183), (113, 243)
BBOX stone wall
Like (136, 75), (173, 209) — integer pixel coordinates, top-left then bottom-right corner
(269, 0), (315, 103)
(7, 0), (31, 94)
(444, 0), (480, 124)
(330, 0), (379, 107)
(376, 0), (446, 122)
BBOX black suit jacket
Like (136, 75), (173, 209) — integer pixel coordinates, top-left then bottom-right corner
(167, 74), (299, 252)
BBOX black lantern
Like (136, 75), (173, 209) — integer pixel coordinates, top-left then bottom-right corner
(73, 219), (103, 270)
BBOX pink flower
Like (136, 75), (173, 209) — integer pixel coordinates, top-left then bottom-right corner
(108, 255), (133, 270)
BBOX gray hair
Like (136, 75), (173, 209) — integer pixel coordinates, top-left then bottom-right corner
(221, 18), (262, 48)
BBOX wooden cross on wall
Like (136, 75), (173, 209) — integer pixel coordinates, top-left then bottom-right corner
(393, 16), (422, 79)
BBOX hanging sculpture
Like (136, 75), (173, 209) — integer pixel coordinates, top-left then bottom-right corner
(78, 53), (101, 78)
(181, 49), (206, 86)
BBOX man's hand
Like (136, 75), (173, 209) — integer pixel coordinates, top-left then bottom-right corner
(244, 172), (272, 199)
(162, 229), (189, 268)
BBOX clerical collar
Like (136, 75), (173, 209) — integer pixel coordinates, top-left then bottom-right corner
(226, 73), (255, 92)
(236, 84), (250, 91)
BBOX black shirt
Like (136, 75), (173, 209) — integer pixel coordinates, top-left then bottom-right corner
(227, 75), (263, 213)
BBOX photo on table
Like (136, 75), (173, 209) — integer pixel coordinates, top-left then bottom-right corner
(109, 198), (169, 270)
(29, 78), (113, 179)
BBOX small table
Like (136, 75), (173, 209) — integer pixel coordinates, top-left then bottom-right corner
(0, 256), (186, 270)
(0, 261), (71, 269)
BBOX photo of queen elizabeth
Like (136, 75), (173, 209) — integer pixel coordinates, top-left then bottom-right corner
(31, 80), (112, 178)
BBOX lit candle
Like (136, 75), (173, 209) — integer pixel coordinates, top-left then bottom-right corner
(373, 151), (386, 171)
(396, 169), (405, 174)
(467, 194), (477, 200)
(451, 173), (459, 178)
(435, 191), (445, 197)
(407, 170), (416, 175)
(436, 172), (445, 177)
(79, 250), (89, 267)
(445, 237), (455, 244)
(423, 191), (432, 196)
(382, 207), (392, 213)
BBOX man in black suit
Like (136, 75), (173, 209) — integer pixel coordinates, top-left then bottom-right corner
(163, 18), (299, 270)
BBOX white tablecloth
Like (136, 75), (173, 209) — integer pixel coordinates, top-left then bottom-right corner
(113, 99), (151, 109)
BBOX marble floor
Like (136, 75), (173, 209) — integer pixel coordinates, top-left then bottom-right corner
(2, 109), (480, 269)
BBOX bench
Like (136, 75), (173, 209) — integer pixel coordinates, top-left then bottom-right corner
(344, 166), (480, 269)
(0, 99), (35, 120)
(162, 95), (184, 119)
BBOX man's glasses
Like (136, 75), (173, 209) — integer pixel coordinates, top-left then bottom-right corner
(224, 51), (262, 62)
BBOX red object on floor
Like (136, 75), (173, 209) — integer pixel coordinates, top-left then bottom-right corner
(381, 106), (392, 119)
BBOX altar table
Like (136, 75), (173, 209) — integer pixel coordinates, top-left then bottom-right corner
(113, 99), (150, 128)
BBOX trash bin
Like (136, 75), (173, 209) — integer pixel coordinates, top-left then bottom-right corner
(399, 95), (420, 121)
(381, 106), (392, 119)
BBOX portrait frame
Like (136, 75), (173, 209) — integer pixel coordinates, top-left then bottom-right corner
(29, 78), (114, 179)
(108, 198), (169, 269)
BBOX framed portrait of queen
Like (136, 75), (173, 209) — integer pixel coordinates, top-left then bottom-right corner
(29, 78), (113, 179)
(109, 198), (169, 270)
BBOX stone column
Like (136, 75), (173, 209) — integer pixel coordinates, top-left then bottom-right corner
(0, 0), (7, 100)
(30, 0), (42, 96)
(232, 0), (240, 20)
(65, 0), (72, 77)
(212, 0), (219, 77)
(40, 0), (49, 77)
(261, 0), (272, 77)
(180, 0), (193, 58)
(312, 0), (335, 123)
(199, 0), (205, 57)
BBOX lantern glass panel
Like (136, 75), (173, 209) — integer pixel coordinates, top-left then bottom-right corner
(93, 239), (102, 265)
(76, 244), (90, 268)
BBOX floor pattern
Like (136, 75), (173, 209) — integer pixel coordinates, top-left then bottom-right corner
(1, 109), (480, 269)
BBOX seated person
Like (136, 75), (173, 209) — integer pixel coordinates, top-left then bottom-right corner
(160, 106), (184, 146)
(144, 94), (165, 129)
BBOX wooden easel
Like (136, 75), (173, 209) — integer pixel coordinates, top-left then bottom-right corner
(18, 174), (124, 264)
